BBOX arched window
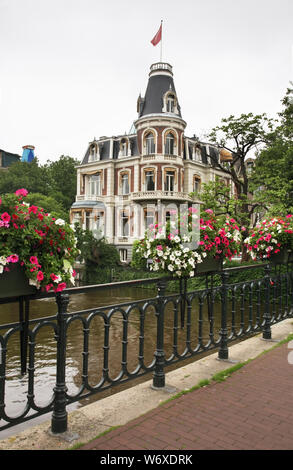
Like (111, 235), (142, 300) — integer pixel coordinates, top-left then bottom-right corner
(144, 168), (155, 191)
(120, 138), (128, 157)
(145, 132), (155, 154)
(121, 173), (130, 195)
(165, 132), (175, 155)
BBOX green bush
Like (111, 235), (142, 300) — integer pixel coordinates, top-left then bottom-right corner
(131, 240), (147, 270)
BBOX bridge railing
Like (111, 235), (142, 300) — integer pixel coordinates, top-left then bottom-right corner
(0, 263), (292, 434)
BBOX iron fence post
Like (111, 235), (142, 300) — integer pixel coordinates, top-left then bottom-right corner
(51, 292), (69, 434)
(263, 264), (272, 340)
(218, 270), (229, 360)
(152, 278), (167, 389)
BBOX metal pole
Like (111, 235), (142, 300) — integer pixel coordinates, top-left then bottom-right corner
(51, 292), (69, 434)
(218, 271), (229, 360)
(160, 19), (163, 62)
(262, 264), (272, 340)
(152, 278), (167, 389)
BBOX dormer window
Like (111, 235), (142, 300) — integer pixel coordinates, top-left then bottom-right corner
(121, 139), (128, 156)
(167, 94), (175, 113)
(162, 91), (179, 114)
(89, 143), (99, 162)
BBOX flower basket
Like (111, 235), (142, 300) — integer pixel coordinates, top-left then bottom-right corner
(0, 263), (37, 298)
(136, 208), (241, 279)
(269, 248), (292, 266)
(0, 189), (79, 295)
(244, 215), (293, 263)
(195, 256), (222, 274)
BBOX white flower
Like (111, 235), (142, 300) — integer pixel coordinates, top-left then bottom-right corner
(168, 265), (174, 271)
(0, 256), (7, 265)
(189, 271), (194, 277)
(55, 218), (65, 226)
(173, 236), (180, 243)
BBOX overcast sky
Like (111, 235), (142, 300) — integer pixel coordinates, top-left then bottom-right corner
(1, 0), (293, 164)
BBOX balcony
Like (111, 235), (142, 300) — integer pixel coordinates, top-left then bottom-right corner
(131, 190), (193, 202)
(76, 195), (104, 202)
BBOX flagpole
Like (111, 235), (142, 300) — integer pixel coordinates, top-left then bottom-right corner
(160, 19), (163, 62)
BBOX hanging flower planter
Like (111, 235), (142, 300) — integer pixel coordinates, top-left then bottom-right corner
(244, 215), (293, 264)
(269, 248), (292, 266)
(0, 189), (80, 297)
(196, 256), (222, 274)
(0, 264), (37, 299)
(136, 208), (242, 279)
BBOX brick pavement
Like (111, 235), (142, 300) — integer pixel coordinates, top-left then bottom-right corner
(79, 342), (293, 451)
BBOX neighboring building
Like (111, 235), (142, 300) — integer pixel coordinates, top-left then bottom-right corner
(21, 145), (35, 162)
(70, 62), (232, 263)
(0, 149), (21, 170)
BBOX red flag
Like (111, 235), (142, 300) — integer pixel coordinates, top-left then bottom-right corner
(151, 24), (162, 46)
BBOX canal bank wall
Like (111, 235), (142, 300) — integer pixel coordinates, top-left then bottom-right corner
(1, 317), (293, 451)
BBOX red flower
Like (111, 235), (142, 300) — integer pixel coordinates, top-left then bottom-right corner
(37, 271), (44, 281)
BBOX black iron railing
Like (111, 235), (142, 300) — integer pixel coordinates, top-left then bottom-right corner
(0, 263), (292, 434)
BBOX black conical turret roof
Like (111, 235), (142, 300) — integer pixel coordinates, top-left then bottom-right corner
(138, 63), (182, 118)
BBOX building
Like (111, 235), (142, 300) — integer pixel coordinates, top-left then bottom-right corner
(70, 62), (232, 263)
(0, 149), (21, 170)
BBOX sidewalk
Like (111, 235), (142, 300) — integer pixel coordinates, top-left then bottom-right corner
(79, 339), (293, 451)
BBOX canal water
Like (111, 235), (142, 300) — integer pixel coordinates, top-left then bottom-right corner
(0, 284), (255, 439)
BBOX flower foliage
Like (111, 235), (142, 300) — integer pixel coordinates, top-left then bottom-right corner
(0, 189), (79, 292)
(244, 215), (293, 260)
(135, 207), (242, 278)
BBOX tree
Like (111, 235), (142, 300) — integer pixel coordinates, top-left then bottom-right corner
(0, 159), (50, 195)
(250, 87), (293, 215)
(25, 193), (69, 221)
(206, 113), (276, 259)
(192, 178), (241, 220)
(208, 114), (274, 212)
(44, 155), (80, 211)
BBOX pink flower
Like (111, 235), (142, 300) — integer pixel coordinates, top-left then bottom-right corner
(36, 271), (44, 281)
(157, 245), (163, 251)
(15, 188), (28, 197)
(30, 256), (39, 265)
(45, 284), (53, 292)
(286, 214), (292, 218)
(55, 282), (66, 292)
(28, 205), (38, 214)
(7, 254), (19, 263)
(205, 209), (213, 215)
(50, 273), (59, 281)
(1, 212), (11, 223)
